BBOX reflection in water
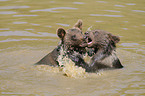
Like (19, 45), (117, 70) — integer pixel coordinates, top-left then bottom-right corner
(13, 15), (38, 17)
(0, 6), (30, 9)
(132, 10), (145, 13)
(90, 14), (124, 17)
(0, 11), (17, 14)
(0, 31), (57, 37)
(104, 10), (121, 13)
(120, 43), (139, 47)
(73, 2), (85, 4)
(30, 7), (78, 13)
(114, 5), (125, 7)
(56, 23), (69, 27)
(13, 22), (27, 24)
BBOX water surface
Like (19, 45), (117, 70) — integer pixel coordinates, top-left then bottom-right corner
(0, 0), (145, 95)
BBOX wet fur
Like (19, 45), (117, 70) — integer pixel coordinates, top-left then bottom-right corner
(85, 30), (123, 72)
(35, 20), (88, 68)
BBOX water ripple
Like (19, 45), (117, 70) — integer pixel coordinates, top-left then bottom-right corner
(13, 15), (38, 17)
(120, 43), (139, 47)
(0, 38), (57, 42)
(132, 10), (145, 13)
(90, 14), (124, 17)
(114, 5), (125, 7)
(56, 23), (69, 27)
(13, 22), (27, 24)
(122, 28), (128, 30)
(0, 28), (10, 30)
(104, 10), (121, 13)
(0, 11), (17, 14)
(0, 38), (38, 42)
(0, 0), (9, 1)
(96, 1), (107, 3)
(125, 3), (136, 5)
(73, 2), (85, 4)
(30, 7), (78, 13)
(96, 21), (103, 22)
(0, 31), (57, 37)
(0, 6), (30, 9)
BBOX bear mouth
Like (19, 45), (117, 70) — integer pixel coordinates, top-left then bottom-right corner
(87, 38), (92, 45)
(88, 38), (92, 42)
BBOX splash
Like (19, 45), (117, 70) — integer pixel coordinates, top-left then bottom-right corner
(57, 47), (87, 78)
(35, 65), (60, 73)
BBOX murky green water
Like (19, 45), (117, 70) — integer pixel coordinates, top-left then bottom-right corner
(0, 0), (145, 96)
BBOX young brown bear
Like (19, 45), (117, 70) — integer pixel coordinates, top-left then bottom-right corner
(35, 20), (89, 69)
(84, 29), (123, 72)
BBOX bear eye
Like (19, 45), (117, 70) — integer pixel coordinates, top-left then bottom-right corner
(71, 35), (77, 41)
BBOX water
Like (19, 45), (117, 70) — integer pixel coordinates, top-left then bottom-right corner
(0, 0), (145, 95)
(90, 14), (124, 17)
(0, 11), (17, 14)
(30, 7), (78, 13)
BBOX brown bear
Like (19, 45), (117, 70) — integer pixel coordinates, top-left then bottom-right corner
(84, 29), (123, 72)
(35, 20), (89, 69)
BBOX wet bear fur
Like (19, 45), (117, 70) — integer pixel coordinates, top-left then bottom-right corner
(84, 29), (123, 72)
(35, 20), (88, 68)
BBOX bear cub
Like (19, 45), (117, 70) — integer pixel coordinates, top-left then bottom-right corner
(84, 29), (123, 72)
(35, 20), (88, 69)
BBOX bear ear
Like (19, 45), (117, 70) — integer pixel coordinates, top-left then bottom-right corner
(109, 33), (120, 43)
(111, 35), (120, 43)
(73, 19), (83, 30)
(57, 28), (66, 39)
